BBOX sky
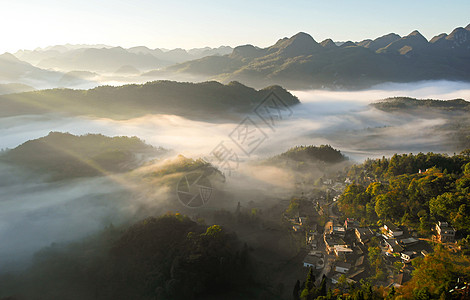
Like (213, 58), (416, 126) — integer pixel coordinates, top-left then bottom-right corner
(2, 0), (470, 53)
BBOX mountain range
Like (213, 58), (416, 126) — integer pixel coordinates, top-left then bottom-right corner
(149, 24), (470, 89)
(14, 45), (233, 73)
(2, 24), (470, 90)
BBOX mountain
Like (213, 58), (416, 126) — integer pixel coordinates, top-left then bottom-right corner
(0, 53), (64, 88)
(430, 27), (470, 53)
(150, 24), (470, 89)
(15, 45), (233, 74)
(0, 80), (299, 120)
(357, 33), (401, 51)
(267, 32), (323, 57)
(378, 30), (429, 55)
(320, 39), (338, 49)
(0, 132), (164, 180)
(35, 47), (167, 73)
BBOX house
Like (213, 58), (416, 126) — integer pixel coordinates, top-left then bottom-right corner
(324, 234), (348, 254)
(384, 239), (404, 253)
(355, 227), (375, 244)
(401, 251), (417, 262)
(435, 221), (456, 243)
(331, 273), (343, 284)
(329, 221), (346, 237)
(333, 245), (354, 257)
(344, 218), (359, 230)
(384, 221), (403, 237)
(395, 272), (412, 286)
(399, 237), (419, 248)
(303, 254), (324, 269)
(310, 239), (318, 250)
(335, 262), (352, 274)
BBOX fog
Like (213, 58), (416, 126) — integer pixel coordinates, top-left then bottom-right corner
(0, 80), (469, 273)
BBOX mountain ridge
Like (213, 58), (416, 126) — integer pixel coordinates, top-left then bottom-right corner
(149, 24), (470, 89)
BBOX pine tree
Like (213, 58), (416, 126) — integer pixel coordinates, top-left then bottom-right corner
(305, 268), (315, 290)
(319, 275), (327, 296)
(293, 280), (301, 300)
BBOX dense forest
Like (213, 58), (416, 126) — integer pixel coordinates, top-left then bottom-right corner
(0, 214), (258, 300)
(339, 151), (470, 236)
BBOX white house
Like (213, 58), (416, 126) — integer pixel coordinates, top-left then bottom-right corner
(384, 221), (403, 237)
(335, 262), (352, 274)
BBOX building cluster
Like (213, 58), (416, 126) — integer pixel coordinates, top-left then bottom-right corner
(304, 217), (449, 287)
(323, 219), (369, 284)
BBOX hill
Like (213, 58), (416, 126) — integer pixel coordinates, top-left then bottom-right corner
(0, 132), (165, 180)
(151, 24), (470, 90)
(371, 97), (470, 112)
(263, 145), (348, 174)
(269, 145), (347, 164)
(0, 53), (63, 88)
(0, 80), (300, 120)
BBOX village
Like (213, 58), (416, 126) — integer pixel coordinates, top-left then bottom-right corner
(285, 176), (459, 289)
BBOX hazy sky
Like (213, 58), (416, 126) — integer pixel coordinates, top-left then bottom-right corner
(2, 0), (469, 53)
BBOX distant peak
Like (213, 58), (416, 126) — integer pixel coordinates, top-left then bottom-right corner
(320, 39), (337, 48)
(448, 27), (467, 35)
(270, 31), (321, 57)
(430, 33), (447, 43)
(0, 52), (20, 61)
(340, 41), (357, 48)
(291, 32), (314, 40)
(378, 33), (401, 40)
(406, 30), (428, 42)
(230, 44), (263, 59)
(466, 24), (470, 31)
(407, 30), (425, 38)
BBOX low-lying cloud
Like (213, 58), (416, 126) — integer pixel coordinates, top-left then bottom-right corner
(1, 80), (469, 272)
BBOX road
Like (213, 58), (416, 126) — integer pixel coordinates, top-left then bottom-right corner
(328, 201), (340, 219)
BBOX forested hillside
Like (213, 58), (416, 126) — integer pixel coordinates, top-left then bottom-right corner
(339, 151), (470, 235)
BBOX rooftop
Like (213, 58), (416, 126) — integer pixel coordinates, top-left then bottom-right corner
(336, 261), (352, 269)
(384, 221), (400, 232)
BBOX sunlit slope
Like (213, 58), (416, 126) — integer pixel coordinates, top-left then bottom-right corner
(0, 132), (166, 180)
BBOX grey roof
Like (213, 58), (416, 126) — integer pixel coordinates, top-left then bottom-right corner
(400, 237), (419, 245)
(336, 261), (352, 269)
(355, 255), (364, 267)
(384, 221), (401, 232)
(303, 255), (321, 265)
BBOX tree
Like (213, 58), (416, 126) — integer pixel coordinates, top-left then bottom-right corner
(464, 162), (470, 175)
(293, 280), (301, 300)
(319, 275), (327, 297)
